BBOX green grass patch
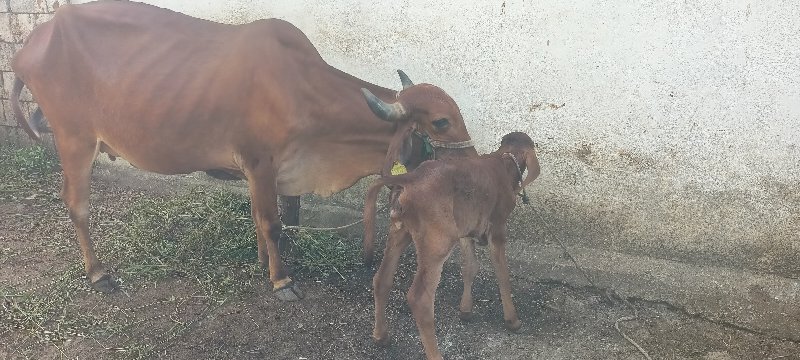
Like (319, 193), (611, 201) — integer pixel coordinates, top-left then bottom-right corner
(288, 229), (362, 279)
(0, 144), (60, 197)
(104, 188), (261, 298)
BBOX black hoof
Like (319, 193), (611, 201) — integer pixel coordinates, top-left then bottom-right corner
(274, 281), (304, 301)
(91, 274), (118, 294)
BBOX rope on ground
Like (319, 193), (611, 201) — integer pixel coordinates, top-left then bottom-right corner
(531, 203), (652, 360)
(282, 218), (364, 232)
(280, 203), (389, 232)
(531, 207), (600, 291)
(615, 316), (653, 360)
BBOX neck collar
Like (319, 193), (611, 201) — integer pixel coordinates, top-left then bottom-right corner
(413, 130), (475, 160)
(503, 152), (530, 204)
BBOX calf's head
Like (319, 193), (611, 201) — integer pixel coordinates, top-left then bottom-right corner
(361, 71), (473, 176)
(497, 132), (541, 196)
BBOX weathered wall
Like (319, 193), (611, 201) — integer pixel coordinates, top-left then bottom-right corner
(10, 1), (800, 275)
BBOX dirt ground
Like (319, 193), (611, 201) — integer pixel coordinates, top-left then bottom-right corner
(1, 162), (799, 360)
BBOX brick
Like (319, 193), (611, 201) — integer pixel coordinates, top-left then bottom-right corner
(0, 42), (21, 72)
(1, 71), (10, 99)
(10, 0), (50, 13)
(0, 99), (41, 127)
(9, 13), (52, 43)
(2, 71), (31, 101)
(1, 99), (14, 126)
(0, 13), (12, 43)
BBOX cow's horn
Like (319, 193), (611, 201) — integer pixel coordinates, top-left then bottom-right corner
(397, 70), (414, 89)
(361, 88), (406, 122)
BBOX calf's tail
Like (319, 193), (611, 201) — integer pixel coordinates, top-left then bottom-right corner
(11, 76), (41, 140)
(362, 175), (412, 265)
(362, 178), (387, 265)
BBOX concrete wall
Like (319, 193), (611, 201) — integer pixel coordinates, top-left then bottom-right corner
(64, 0), (797, 276)
(4, 0), (799, 339)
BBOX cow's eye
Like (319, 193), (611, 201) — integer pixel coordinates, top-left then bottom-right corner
(432, 118), (449, 129)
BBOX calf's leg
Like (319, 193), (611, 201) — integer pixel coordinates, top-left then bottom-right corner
(458, 237), (479, 321)
(372, 228), (412, 345)
(407, 233), (457, 360)
(58, 139), (116, 292)
(488, 226), (521, 331)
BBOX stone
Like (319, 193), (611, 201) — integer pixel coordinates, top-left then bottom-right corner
(9, 13), (53, 43)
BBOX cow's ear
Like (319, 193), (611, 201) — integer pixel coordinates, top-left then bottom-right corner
(361, 88), (405, 122)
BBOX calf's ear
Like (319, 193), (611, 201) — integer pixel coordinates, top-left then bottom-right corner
(521, 150), (540, 189)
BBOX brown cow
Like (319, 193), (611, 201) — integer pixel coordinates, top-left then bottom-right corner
(363, 132), (540, 360)
(10, 1), (475, 301)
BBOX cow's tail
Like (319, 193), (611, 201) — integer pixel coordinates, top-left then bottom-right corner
(363, 176), (404, 265)
(11, 76), (41, 141)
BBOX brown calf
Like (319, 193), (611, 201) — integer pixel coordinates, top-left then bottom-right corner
(363, 132), (541, 360)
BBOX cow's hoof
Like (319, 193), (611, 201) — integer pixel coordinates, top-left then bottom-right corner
(505, 319), (522, 332)
(459, 311), (474, 322)
(273, 281), (304, 301)
(90, 274), (118, 294)
(373, 334), (391, 347)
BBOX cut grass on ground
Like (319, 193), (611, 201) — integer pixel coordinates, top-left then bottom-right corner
(1, 144), (364, 358)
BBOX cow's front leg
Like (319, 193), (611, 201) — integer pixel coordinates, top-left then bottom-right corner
(246, 162), (303, 301)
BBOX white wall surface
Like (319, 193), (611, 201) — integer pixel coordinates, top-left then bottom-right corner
(71, 0), (799, 275)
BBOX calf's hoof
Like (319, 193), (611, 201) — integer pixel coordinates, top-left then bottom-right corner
(90, 273), (118, 294)
(373, 333), (391, 347)
(459, 311), (474, 322)
(505, 319), (522, 332)
(273, 280), (304, 301)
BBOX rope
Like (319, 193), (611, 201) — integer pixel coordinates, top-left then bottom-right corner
(282, 218), (364, 232)
(280, 203), (389, 232)
(531, 203), (652, 360)
(428, 138), (475, 149)
(615, 316), (654, 360)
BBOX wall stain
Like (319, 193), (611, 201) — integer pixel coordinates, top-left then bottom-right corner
(575, 143), (594, 166)
(529, 102), (566, 112)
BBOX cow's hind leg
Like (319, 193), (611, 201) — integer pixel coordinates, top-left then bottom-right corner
(245, 161), (302, 301)
(372, 227), (412, 346)
(59, 140), (115, 292)
(458, 237), (479, 321)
